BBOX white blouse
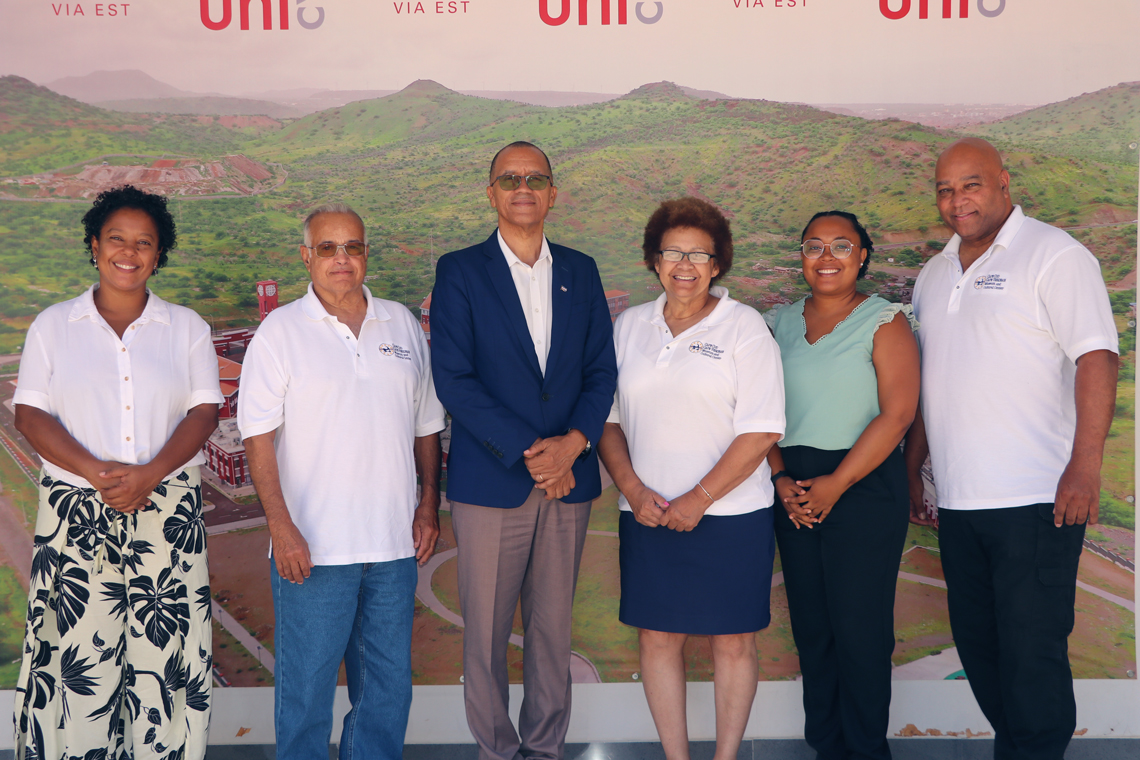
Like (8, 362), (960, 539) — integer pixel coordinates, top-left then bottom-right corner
(14, 285), (224, 487)
(607, 287), (786, 517)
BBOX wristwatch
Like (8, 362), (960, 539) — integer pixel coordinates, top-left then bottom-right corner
(770, 470), (791, 484)
(578, 439), (593, 459)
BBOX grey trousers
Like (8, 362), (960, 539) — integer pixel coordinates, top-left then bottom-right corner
(451, 489), (592, 760)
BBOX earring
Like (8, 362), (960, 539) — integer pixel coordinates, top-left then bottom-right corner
(152, 266), (158, 276)
(91, 255), (98, 269)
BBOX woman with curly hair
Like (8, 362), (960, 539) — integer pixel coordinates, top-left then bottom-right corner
(765, 210), (919, 760)
(598, 197), (785, 760)
(12, 185), (221, 760)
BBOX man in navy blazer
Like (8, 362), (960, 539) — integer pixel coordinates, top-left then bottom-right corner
(430, 142), (617, 760)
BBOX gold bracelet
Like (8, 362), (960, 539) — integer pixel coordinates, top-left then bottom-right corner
(696, 481), (714, 502)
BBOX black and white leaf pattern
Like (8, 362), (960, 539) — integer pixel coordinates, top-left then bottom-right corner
(54, 556), (90, 637)
(162, 495), (206, 555)
(128, 568), (189, 650)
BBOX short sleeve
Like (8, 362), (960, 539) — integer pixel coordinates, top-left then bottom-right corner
(731, 312), (786, 438)
(872, 304), (919, 334)
(186, 318), (224, 409)
(413, 325), (446, 437)
(1037, 246), (1119, 362)
(12, 320), (52, 413)
(236, 329), (289, 439)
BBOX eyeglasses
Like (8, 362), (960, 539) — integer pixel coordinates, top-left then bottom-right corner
(491, 174), (553, 191)
(305, 242), (368, 258)
(659, 249), (715, 264)
(801, 239), (855, 259)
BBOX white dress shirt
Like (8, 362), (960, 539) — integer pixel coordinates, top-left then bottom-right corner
(14, 285), (223, 487)
(607, 287), (786, 516)
(237, 284), (446, 565)
(912, 206), (1119, 510)
(498, 229), (554, 375)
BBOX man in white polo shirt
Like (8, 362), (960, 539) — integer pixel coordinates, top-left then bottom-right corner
(907, 138), (1118, 760)
(238, 203), (446, 760)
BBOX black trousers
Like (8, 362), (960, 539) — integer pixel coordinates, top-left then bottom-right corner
(939, 504), (1085, 760)
(775, 446), (910, 760)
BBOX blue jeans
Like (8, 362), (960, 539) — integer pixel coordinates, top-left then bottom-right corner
(271, 557), (418, 760)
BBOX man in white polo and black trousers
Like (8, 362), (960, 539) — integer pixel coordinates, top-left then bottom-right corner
(238, 203), (446, 760)
(906, 137), (1119, 760)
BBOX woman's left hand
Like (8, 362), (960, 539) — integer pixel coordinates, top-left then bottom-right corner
(98, 463), (163, 512)
(660, 490), (708, 532)
(786, 474), (847, 524)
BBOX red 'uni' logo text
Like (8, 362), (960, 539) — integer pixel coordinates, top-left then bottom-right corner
(200, 0), (325, 30)
(540, 0), (663, 26)
(880, 0), (1005, 18)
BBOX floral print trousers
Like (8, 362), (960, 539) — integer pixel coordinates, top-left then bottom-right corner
(13, 468), (212, 760)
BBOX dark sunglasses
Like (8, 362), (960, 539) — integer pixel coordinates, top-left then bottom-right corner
(491, 174), (553, 191)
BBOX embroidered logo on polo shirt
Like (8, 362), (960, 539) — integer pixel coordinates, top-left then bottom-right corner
(379, 343), (412, 360)
(973, 273), (1008, 291)
(688, 341), (724, 360)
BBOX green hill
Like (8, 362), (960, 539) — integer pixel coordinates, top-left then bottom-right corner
(0, 77), (1135, 347)
(0, 76), (282, 176)
(257, 80), (540, 156)
(969, 81), (1140, 165)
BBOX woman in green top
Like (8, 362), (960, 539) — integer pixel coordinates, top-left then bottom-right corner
(766, 211), (920, 760)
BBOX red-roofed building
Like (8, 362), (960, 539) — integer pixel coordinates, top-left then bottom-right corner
(216, 357), (242, 419)
(219, 381), (239, 419)
(204, 419), (249, 487)
(419, 294), (432, 344)
(604, 290), (630, 321)
(212, 326), (257, 357)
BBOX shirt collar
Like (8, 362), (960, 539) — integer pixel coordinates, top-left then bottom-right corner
(68, 284), (171, 326)
(646, 285), (736, 328)
(941, 205), (1026, 265)
(497, 229), (552, 269)
(301, 282), (388, 323)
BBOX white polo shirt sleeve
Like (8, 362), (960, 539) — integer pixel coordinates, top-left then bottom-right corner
(237, 321), (289, 439)
(1037, 246), (1120, 361)
(412, 325), (446, 437)
(730, 311), (786, 439)
(12, 320), (52, 413)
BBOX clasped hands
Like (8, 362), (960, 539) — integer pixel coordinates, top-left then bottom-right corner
(87, 460), (163, 514)
(523, 431), (587, 500)
(628, 484), (709, 532)
(776, 473), (845, 530)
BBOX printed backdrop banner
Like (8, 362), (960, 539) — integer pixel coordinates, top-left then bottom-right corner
(0, 0), (1137, 744)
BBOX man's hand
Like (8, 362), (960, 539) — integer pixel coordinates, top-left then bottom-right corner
(907, 470), (935, 526)
(660, 490), (709, 532)
(98, 462), (163, 513)
(524, 430), (587, 486)
(1054, 459), (1100, 527)
(412, 502), (440, 565)
(538, 471), (576, 501)
(270, 520), (313, 584)
(629, 484), (669, 527)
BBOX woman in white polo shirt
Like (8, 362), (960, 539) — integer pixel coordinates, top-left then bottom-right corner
(12, 186), (221, 760)
(765, 210), (920, 760)
(598, 197), (785, 760)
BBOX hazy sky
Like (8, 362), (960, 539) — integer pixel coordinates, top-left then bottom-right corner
(2, 0), (1137, 104)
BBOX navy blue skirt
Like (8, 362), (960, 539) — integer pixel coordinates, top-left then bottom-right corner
(618, 507), (775, 635)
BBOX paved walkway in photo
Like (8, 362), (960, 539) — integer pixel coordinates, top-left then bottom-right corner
(415, 547), (602, 684)
(212, 599), (275, 676)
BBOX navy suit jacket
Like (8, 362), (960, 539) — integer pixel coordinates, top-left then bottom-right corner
(430, 231), (618, 509)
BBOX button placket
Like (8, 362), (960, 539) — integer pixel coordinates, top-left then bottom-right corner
(118, 337), (136, 460)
